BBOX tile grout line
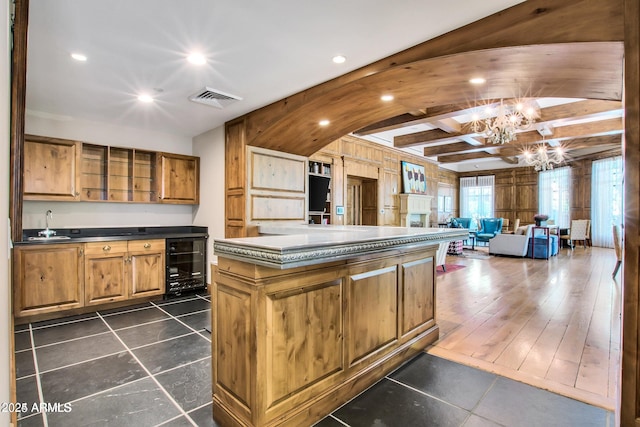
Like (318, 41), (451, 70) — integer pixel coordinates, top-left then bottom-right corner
(150, 301), (211, 343)
(28, 324), (48, 427)
(36, 348), (128, 375)
(327, 414), (351, 426)
(96, 312), (198, 427)
(32, 329), (114, 350)
(29, 315), (100, 331)
(385, 376), (471, 413)
(50, 354), (211, 409)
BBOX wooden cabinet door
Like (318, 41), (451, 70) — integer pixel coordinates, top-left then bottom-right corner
(84, 241), (128, 306)
(24, 135), (81, 201)
(128, 239), (165, 298)
(14, 244), (84, 317)
(158, 153), (199, 204)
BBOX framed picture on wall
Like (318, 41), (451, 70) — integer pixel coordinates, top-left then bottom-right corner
(401, 161), (427, 194)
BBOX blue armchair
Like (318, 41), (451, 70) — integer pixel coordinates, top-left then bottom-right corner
(450, 217), (473, 229)
(476, 218), (503, 245)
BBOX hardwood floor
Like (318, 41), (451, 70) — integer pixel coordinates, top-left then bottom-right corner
(429, 245), (621, 412)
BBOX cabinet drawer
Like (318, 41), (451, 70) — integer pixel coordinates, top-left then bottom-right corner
(84, 241), (128, 255)
(128, 239), (165, 252)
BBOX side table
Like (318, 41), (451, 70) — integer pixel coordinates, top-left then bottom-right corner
(530, 226), (550, 259)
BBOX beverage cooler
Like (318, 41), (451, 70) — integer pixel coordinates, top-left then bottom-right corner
(165, 236), (207, 296)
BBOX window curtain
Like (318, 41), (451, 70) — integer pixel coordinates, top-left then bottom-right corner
(460, 175), (494, 228)
(591, 156), (623, 248)
(538, 167), (571, 228)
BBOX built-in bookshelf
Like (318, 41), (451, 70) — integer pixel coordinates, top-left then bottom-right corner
(308, 161), (332, 224)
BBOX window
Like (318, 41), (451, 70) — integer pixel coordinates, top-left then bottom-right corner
(460, 175), (494, 227)
(538, 167), (571, 228)
(591, 156), (623, 248)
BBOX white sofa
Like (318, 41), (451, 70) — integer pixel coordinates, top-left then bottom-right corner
(489, 224), (559, 258)
(489, 228), (531, 256)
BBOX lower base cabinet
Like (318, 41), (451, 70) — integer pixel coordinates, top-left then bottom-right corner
(14, 239), (166, 318)
(213, 243), (439, 427)
(13, 243), (84, 317)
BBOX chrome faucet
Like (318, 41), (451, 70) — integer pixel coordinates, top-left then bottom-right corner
(38, 210), (57, 237)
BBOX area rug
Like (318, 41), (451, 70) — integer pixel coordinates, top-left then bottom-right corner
(437, 264), (466, 275)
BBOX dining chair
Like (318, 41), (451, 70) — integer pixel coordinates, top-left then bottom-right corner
(567, 219), (590, 249)
(613, 224), (622, 278)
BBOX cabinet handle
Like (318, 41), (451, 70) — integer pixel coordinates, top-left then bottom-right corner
(75, 191), (80, 196)
(103, 245), (111, 251)
(79, 248), (84, 256)
(144, 243), (151, 249)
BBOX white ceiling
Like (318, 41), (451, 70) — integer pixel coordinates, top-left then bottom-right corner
(25, 0), (525, 139)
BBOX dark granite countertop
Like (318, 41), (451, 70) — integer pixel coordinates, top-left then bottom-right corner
(16, 226), (208, 245)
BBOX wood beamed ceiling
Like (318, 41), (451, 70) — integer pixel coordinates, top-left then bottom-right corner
(354, 99), (624, 165)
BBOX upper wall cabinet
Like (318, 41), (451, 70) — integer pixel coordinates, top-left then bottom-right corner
(23, 135), (200, 205)
(158, 153), (200, 204)
(24, 135), (81, 201)
(80, 144), (158, 202)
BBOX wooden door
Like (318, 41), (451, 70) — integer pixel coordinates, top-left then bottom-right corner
(23, 135), (81, 201)
(14, 244), (84, 317)
(128, 240), (165, 298)
(346, 177), (362, 225)
(84, 241), (128, 306)
(158, 153), (199, 204)
(362, 179), (378, 226)
(347, 177), (378, 226)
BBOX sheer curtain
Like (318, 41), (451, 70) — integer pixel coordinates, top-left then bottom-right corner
(591, 156), (623, 248)
(460, 175), (494, 228)
(538, 167), (571, 228)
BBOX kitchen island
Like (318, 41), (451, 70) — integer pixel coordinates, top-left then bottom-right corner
(212, 225), (467, 427)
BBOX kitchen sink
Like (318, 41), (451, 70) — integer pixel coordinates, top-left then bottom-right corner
(27, 236), (71, 241)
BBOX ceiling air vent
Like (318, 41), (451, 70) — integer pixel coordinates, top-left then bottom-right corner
(188, 87), (242, 109)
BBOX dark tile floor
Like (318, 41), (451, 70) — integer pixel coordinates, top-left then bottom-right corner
(14, 294), (214, 427)
(15, 294), (614, 427)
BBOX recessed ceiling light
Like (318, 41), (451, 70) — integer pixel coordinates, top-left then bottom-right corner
(71, 53), (87, 62)
(381, 94), (394, 102)
(332, 55), (346, 64)
(137, 94), (154, 103)
(187, 53), (207, 65)
(319, 119), (330, 126)
(469, 77), (486, 85)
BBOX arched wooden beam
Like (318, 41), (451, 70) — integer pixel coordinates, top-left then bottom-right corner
(247, 42), (623, 156)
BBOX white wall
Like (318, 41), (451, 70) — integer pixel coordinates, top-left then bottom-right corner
(192, 125), (226, 283)
(1, 1), (11, 424)
(23, 115), (196, 230)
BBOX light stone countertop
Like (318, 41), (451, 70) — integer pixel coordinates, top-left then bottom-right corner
(213, 224), (469, 269)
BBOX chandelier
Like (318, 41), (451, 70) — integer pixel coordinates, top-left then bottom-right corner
(470, 99), (539, 145)
(523, 144), (564, 171)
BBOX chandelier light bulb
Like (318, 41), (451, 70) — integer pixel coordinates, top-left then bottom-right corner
(470, 99), (540, 145)
(523, 141), (564, 171)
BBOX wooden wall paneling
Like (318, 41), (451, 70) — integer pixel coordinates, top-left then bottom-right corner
(225, 119), (248, 237)
(341, 135), (383, 166)
(246, 146), (307, 226)
(621, 0), (640, 425)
